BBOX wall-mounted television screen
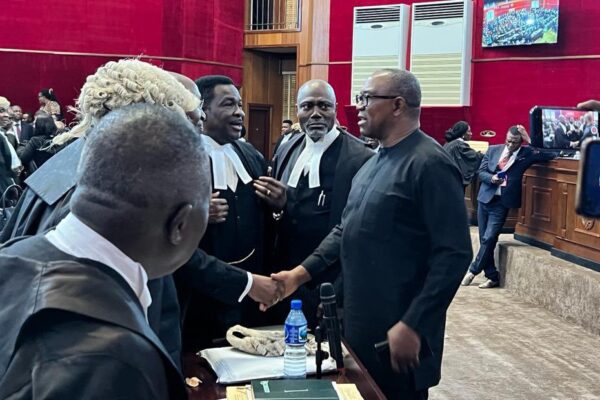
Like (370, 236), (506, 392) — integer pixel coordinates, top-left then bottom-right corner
(483, 0), (559, 48)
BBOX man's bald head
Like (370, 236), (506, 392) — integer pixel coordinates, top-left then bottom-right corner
(296, 79), (338, 141)
(72, 103), (211, 278)
(297, 80), (336, 104)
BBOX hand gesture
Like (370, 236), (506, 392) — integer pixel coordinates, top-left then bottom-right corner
(254, 177), (287, 210)
(248, 274), (285, 312)
(577, 99), (600, 112)
(208, 191), (228, 224)
(268, 266), (312, 310)
(387, 321), (421, 374)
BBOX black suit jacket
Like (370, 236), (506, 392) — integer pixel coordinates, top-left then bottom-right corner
(0, 236), (186, 399)
(0, 133), (15, 193)
(0, 139), (250, 366)
(272, 130), (301, 159)
(14, 122), (34, 142)
(272, 129), (374, 232)
(478, 145), (555, 209)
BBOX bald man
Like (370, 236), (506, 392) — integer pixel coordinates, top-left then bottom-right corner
(268, 79), (373, 327)
(0, 104), (207, 399)
(271, 70), (472, 399)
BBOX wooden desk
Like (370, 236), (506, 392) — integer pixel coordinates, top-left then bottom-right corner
(183, 344), (386, 400)
(515, 158), (600, 269)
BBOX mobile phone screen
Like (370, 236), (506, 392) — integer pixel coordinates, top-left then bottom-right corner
(539, 108), (599, 150)
(576, 140), (600, 218)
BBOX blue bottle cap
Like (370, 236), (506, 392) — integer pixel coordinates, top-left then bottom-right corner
(291, 299), (302, 310)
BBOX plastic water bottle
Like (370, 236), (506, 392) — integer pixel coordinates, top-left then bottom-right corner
(283, 299), (307, 378)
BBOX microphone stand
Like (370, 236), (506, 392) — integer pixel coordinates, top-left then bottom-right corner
(314, 323), (328, 379)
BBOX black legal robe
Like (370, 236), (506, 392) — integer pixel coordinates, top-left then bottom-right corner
(443, 139), (483, 187)
(269, 130), (373, 326)
(179, 139), (269, 348)
(0, 236), (187, 399)
(302, 130), (472, 397)
(0, 139), (250, 366)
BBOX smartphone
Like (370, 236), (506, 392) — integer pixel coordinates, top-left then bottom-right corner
(374, 340), (392, 368)
(529, 106), (599, 152)
(575, 139), (600, 218)
(374, 339), (434, 368)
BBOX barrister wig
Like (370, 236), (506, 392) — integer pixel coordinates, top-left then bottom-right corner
(52, 59), (201, 146)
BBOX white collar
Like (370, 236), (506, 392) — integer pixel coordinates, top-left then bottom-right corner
(45, 213), (152, 318)
(501, 145), (521, 158)
(203, 134), (253, 192)
(287, 127), (340, 189)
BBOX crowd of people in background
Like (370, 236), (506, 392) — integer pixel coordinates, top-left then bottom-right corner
(483, 6), (559, 47)
(0, 90), (67, 195)
(542, 112), (598, 149)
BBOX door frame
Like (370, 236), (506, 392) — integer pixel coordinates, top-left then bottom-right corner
(248, 103), (272, 157)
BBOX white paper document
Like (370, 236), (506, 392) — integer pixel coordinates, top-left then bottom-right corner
(199, 346), (338, 384)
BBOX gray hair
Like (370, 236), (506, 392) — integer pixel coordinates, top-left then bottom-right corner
(53, 59), (201, 146)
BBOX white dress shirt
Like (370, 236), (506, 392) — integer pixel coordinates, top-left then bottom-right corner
(495, 146), (521, 195)
(9, 121), (21, 143)
(203, 135), (253, 192)
(287, 127), (340, 189)
(45, 213), (153, 318)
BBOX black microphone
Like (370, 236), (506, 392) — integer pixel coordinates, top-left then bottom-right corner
(320, 282), (344, 369)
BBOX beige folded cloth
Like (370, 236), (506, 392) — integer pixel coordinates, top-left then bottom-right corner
(226, 325), (328, 357)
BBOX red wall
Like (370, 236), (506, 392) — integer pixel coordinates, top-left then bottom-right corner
(0, 0), (244, 119)
(329, 0), (600, 143)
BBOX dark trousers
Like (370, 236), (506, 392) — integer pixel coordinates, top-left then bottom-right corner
(469, 197), (509, 282)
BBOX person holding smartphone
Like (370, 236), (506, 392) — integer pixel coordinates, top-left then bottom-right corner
(462, 125), (555, 289)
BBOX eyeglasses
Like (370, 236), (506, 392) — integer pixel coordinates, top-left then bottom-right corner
(355, 93), (420, 108)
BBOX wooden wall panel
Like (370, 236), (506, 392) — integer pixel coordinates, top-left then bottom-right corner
(516, 159), (600, 265)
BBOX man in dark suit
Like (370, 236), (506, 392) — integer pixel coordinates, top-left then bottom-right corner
(271, 69), (472, 399)
(178, 75), (287, 349)
(462, 126), (556, 289)
(578, 111), (598, 147)
(0, 98), (18, 193)
(272, 119), (299, 156)
(553, 116), (571, 149)
(9, 105), (34, 142)
(268, 80), (373, 327)
(0, 104), (206, 399)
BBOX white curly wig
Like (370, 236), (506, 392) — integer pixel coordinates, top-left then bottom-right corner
(53, 59), (201, 145)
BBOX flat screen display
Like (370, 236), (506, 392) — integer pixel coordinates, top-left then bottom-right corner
(483, 0), (559, 48)
(541, 108), (598, 150)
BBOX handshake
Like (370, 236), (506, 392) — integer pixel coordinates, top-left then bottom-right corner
(247, 266), (312, 312)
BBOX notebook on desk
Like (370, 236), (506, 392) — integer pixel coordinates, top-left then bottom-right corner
(251, 379), (339, 400)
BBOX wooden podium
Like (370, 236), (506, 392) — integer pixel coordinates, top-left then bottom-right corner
(514, 158), (600, 270)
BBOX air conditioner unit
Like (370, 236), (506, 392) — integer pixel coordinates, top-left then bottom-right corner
(410, 0), (473, 106)
(351, 4), (410, 104)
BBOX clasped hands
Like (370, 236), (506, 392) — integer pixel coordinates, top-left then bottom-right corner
(249, 266), (312, 312)
(208, 177), (287, 224)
